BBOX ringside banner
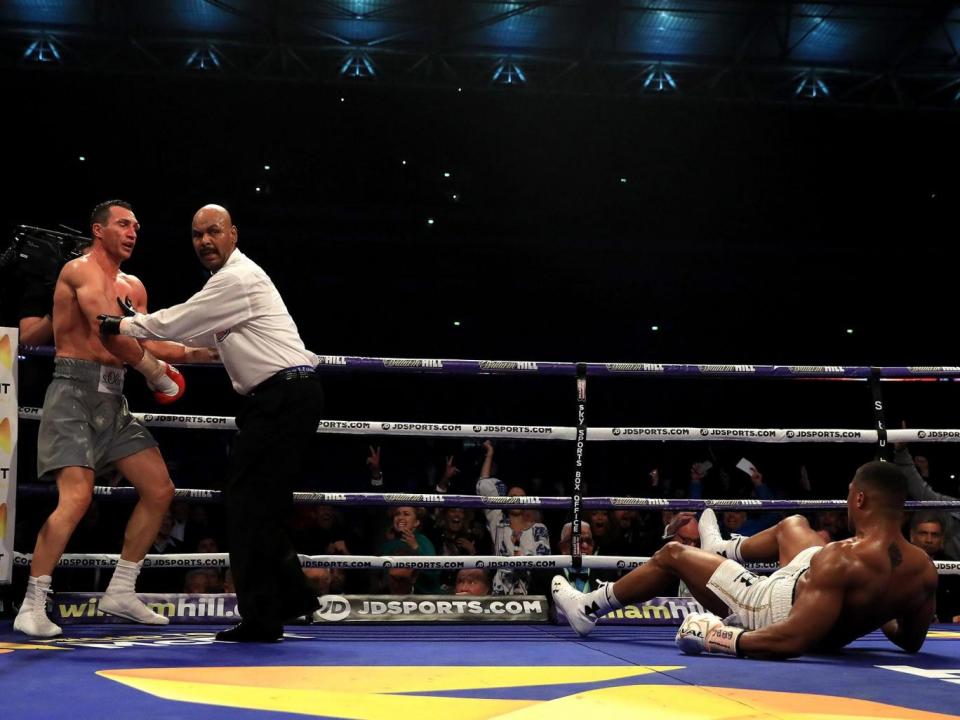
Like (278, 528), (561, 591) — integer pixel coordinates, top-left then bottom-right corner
(52, 593), (550, 624)
(598, 597), (706, 625)
(0, 327), (18, 584)
(53, 593), (240, 624)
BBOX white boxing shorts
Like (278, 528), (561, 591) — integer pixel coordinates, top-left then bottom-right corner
(705, 545), (823, 630)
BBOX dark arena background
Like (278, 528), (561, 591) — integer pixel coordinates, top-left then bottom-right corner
(2, 3), (960, 719)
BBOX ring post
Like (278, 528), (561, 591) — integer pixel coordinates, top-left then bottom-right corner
(869, 367), (889, 461)
(571, 363), (587, 570)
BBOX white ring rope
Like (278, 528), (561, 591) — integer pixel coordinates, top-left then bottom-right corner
(16, 408), (960, 444)
(13, 551), (960, 575)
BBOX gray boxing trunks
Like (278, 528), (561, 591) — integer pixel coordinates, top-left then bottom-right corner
(36, 357), (158, 479)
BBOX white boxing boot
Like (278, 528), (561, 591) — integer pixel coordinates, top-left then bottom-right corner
(99, 558), (169, 625)
(13, 575), (62, 638)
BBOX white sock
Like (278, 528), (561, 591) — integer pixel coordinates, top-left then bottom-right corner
(716, 535), (746, 563)
(106, 559), (141, 595)
(582, 581), (623, 617)
(698, 509), (746, 562)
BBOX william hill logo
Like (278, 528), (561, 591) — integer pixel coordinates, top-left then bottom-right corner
(0, 335), (11, 369)
(0, 417), (11, 454)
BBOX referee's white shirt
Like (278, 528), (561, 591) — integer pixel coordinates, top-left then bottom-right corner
(125, 248), (317, 394)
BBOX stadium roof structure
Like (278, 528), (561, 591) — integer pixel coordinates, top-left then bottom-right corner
(2, 0), (959, 109)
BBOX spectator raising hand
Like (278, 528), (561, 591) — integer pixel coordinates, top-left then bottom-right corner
(436, 455), (460, 493)
(367, 445), (383, 486)
(476, 440), (551, 595)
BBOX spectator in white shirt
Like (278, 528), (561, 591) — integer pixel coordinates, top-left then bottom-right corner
(476, 441), (551, 594)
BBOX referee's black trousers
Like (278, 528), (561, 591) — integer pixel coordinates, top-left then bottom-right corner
(224, 374), (324, 634)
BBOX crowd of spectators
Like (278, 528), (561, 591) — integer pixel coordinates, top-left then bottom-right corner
(9, 434), (958, 623)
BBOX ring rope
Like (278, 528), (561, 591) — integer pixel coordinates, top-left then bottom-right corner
(12, 551), (960, 575)
(15, 346), (960, 378)
(15, 354), (960, 585)
(16, 484), (960, 511)
(16, 408), (960, 444)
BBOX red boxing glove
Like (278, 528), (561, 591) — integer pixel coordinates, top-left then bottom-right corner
(134, 351), (186, 404)
(151, 363), (185, 404)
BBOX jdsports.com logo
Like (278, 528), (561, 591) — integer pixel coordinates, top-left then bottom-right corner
(786, 430), (862, 439)
(314, 595), (351, 622)
(613, 428), (691, 437)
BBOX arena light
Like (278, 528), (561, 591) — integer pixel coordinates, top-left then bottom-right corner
(340, 53), (375, 79)
(492, 59), (526, 85)
(642, 63), (676, 93)
(795, 70), (829, 99)
(23, 36), (60, 63)
(186, 45), (221, 71)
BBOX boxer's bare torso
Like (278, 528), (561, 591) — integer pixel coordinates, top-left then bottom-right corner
(53, 205), (146, 367)
(790, 532), (937, 651)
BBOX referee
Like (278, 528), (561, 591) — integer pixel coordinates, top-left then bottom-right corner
(100, 203), (323, 642)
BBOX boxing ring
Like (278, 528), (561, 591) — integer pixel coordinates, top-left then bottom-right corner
(3, 349), (960, 719)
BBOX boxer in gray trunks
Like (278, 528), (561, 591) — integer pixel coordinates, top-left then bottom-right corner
(553, 461), (938, 659)
(37, 358), (157, 479)
(15, 200), (216, 638)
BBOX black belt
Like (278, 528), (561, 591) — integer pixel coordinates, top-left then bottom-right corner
(252, 365), (317, 394)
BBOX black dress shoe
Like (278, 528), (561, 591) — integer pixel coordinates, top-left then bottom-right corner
(215, 622), (283, 643)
